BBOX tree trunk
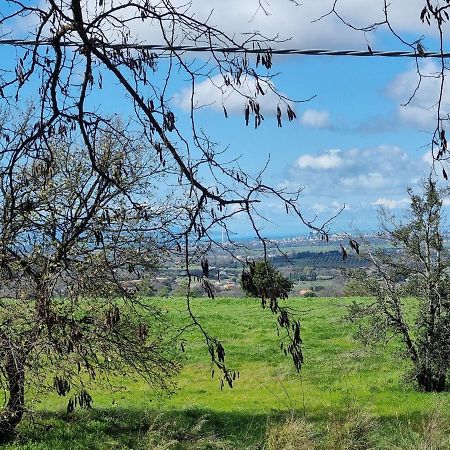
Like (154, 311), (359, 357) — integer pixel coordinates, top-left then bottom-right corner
(0, 350), (25, 442)
(416, 366), (447, 392)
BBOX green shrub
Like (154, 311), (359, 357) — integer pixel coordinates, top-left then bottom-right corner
(241, 261), (293, 299)
(303, 291), (317, 298)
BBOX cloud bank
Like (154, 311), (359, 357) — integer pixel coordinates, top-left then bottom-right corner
(282, 145), (430, 225)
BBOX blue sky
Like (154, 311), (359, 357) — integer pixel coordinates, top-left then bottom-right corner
(164, 0), (450, 236)
(2, 0), (450, 237)
(193, 54), (436, 230)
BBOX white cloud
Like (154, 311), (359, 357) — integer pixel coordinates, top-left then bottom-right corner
(296, 149), (343, 170)
(340, 172), (389, 189)
(327, 0), (443, 35)
(372, 197), (410, 209)
(142, 1), (367, 49)
(12, 0), (449, 51)
(167, 0), (442, 49)
(331, 200), (348, 212)
(312, 201), (347, 214)
(387, 61), (450, 128)
(312, 203), (328, 214)
(283, 145), (430, 227)
(422, 150), (434, 165)
(27, 0), (443, 50)
(293, 145), (411, 179)
(299, 109), (331, 128)
(174, 74), (291, 116)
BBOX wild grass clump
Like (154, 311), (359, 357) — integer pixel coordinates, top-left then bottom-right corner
(325, 406), (376, 450)
(140, 413), (231, 450)
(264, 415), (317, 450)
(391, 407), (450, 450)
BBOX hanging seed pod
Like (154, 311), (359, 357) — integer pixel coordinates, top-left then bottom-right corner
(138, 322), (148, 341)
(54, 376), (71, 396)
(163, 111), (175, 131)
(78, 390), (93, 409)
(106, 306), (120, 328)
(216, 342), (225, 363)
(201, 258), (209, 277)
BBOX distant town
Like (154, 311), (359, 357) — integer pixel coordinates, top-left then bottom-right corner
(147, 230), (450, 299)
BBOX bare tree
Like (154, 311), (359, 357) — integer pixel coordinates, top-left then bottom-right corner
(347, 180), (450, 392)
(0, 0), (316, 226)
(0, 1), (325, 437)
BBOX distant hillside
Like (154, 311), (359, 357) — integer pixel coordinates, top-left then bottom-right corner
(272, 250), (370, 269)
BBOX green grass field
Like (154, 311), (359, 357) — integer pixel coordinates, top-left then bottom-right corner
(5, 297), (450, 449)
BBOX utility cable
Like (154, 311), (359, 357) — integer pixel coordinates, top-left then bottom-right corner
(0, 39), (447, 58)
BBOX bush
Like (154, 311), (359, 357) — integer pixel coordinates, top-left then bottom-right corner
(303, 291), (317, 298)
(241, 261), (293, 299)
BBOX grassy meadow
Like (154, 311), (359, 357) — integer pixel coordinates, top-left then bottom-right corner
(6, 296), (450, 449)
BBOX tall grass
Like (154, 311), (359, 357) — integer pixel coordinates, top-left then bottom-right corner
(264, 415), (317, 450)
(324, 406), (376, 450)
(390, 407), (450, 450)
(140, 413), (231, 449)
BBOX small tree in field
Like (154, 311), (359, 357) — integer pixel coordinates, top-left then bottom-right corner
(0, 125), (180, 438)
(348, 179), (450, 392)
(241, 261), (302, 371)
(241, 260), (293, 302)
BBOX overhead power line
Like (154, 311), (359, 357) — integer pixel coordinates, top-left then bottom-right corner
(0, 38), (449, 58)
